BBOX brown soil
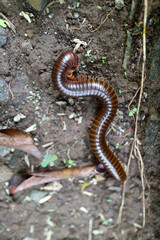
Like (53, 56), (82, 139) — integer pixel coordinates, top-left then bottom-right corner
(0, 1), (160, 240)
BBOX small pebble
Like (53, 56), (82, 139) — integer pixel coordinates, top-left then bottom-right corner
(68, 98), (74, 105)
(0, 26), (7, 47)
(21, 100), (26, 105)
(73, 12), (79, 19)
(66, 35), (71, 41)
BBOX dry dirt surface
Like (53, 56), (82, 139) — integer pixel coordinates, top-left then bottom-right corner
(0, 0), (160, 240)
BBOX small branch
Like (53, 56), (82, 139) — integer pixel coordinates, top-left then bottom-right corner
(9, 81), (14, 100)
(0, 13), (16, 33)
(88, 218), (93, 240)
(117, 0), (148, 227)
(116, 140), (135, 224)
(87, 5), (117, 33)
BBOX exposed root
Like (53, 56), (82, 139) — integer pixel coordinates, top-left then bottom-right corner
(117, 0), (149, 227)
(87, 5), (118, 33)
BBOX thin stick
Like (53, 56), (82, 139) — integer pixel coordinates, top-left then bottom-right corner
(134, 0), (148, 226)
(128, 87), (140, 112)
(88, 218), (93, 240)
(116, 140), (135, 224)
(9, 81), (14, 100)
(0, 13), (16, 33)
(134, 0), (147, 139)
(135, 144), (145, 226)
(87, 5), (117, 33)
(116, 0), (148, 226)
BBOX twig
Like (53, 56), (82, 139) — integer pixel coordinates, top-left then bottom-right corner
(116, 140), (135, 224)
(135, 143), (146, 226)
(69, 18), (87, 31)
(41, 0), (62, 14)
(9, 81), (14, 100)
(88, 218), (93, 240)
(116, 0), (148, 227)
(87, 5), (117, 33)
(128, 87), (141, 112)
(0, 13), (16, 33)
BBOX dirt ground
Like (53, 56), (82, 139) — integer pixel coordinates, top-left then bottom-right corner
(0, 0), (160, 240)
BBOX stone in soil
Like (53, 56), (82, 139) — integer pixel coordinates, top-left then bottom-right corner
(0, 77), (9, 104)
(0, 26), (7, 47)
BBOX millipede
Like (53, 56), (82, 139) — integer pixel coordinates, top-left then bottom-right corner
(52, 51), (126, 182)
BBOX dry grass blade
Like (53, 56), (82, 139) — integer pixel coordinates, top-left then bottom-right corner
(0, 129), (42, 159)
(117, 0), (148, 227)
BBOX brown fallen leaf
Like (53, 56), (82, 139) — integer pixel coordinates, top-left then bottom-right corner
(9, 165), (101, 194)
(0, 129), (42, 159)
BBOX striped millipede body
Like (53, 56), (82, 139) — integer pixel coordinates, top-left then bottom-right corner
(52, 51), (126, 182)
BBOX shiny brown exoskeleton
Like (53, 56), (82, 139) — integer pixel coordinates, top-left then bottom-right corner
(52, 51), (126, 181)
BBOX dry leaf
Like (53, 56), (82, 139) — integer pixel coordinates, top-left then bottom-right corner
(0, 129), (42, 159)
(9, 165), (99, 194)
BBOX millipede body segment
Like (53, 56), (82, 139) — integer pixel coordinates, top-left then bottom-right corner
(52, 51), (126, 181)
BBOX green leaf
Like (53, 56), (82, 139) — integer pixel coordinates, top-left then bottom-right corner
(41, 160), (49, 167)
(44, 154), (52, 161)
(46, 215), (51, 220)
(46, 8), (49, 13)
(49, 161), (54, 167)
(42, 154), (58, 167)
(63, 158), (66, 164)
(68, 159), (76, 168)
(51, 154), (58, 161)
(0, 19), (7, 28)
(129, 108), (137, 116)
(102, 220), (108, 225)
(97, 6), (102, 10)
(115, 143), (119, 149)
